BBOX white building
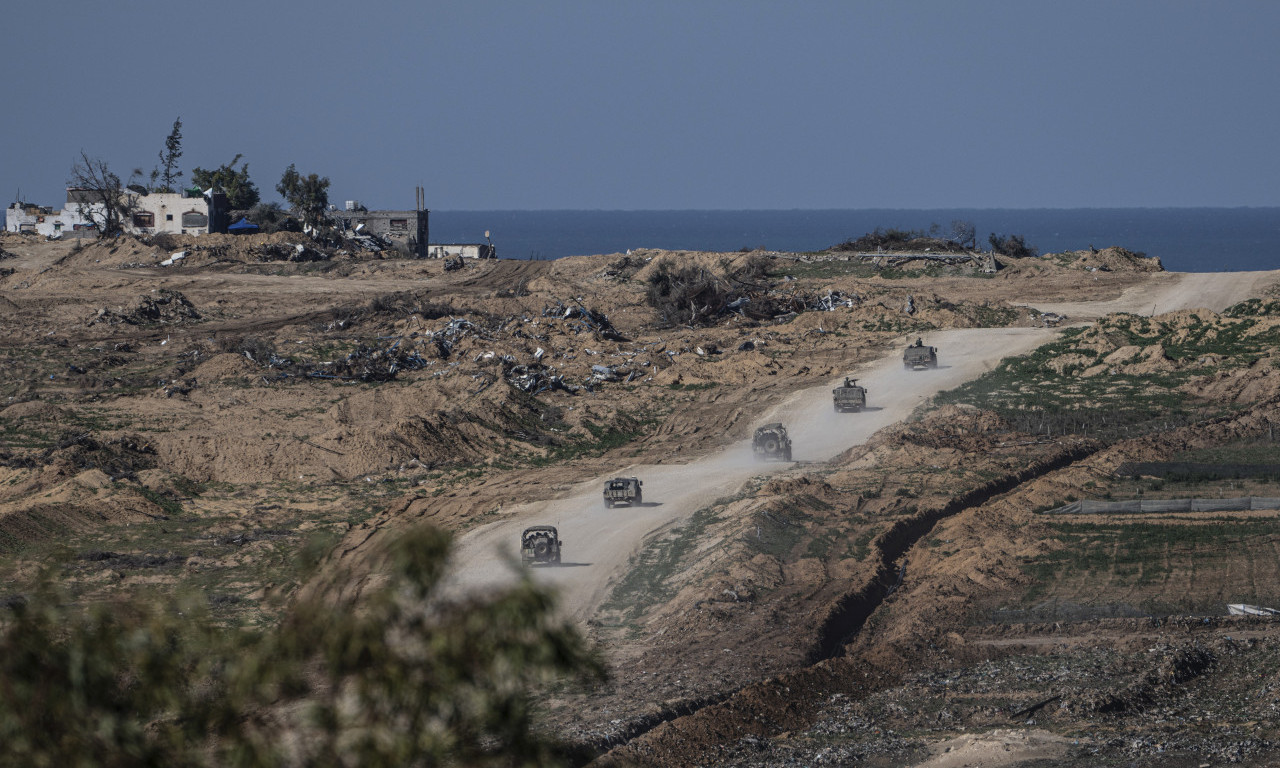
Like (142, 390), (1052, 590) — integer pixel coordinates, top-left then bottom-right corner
(128, 191), (216, 235)
(425, 243), (495, 259)
(4, 198), (94, 237)
(6, 188), (225, 237)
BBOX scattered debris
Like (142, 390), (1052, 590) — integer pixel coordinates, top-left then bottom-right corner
(1226, 603), (1280, 617)
(88, 290), (201, 326)
(76, 550), (186, 569)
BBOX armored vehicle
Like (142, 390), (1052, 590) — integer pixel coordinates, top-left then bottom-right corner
(832, 377), (867, 412)
(752, 422), (793, 461)
(520, 525), (562, 566)
(903, 338), (938, 370)
(603, 476), (643, 508)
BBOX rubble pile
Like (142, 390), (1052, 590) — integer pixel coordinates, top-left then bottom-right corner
(0, 432), (158, 479)
(88, 290), (201, 326)
(254, 241), (328, 262)
(244, 342), (433, 383)
(541, 299), (628, 341)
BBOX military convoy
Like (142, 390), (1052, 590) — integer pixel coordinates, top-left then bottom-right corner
(903, 338), (938, 370)
(832, 377), (867, 412)
(603, 476), (643, 508)
(523, 344), (955, 559)
(752, 422), (793, 461)
(520, 525), (562, 566)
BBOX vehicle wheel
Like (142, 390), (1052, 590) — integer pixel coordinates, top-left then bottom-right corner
(604, 499), (613, 509)
(553, 553), (561, 564)
(763, 438), (779, 453)
(635, 492), (643, 505)
(784, 448), (792, 461)
(534, 540), (549, 558)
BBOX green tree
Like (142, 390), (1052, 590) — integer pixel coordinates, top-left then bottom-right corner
(154, 117), (184, 193)
(0, 525), (601, 766)
(276, 164), (331, 231)
(191, 154), (260, 209)
(246, 201), (298, 233)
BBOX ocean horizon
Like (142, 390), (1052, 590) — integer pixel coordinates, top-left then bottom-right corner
(425, 208), (1280, 274)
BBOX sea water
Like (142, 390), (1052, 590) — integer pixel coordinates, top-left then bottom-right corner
(427, 208), (1280, 273)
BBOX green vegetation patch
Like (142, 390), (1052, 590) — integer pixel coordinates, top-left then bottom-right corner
(530, 414), (656, 466)
(933, 311), (1280, 439)
(1009, 516), (1280, 618)
(599, 505), (722, 630)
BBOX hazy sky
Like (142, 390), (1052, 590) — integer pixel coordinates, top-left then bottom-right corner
(4, 1), (1278, 211)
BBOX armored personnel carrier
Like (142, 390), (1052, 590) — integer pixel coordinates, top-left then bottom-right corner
(603, 477), (643, 508)
(832, 377), (867, 412)
(520, 525), (562, 565)
(752, 423), (793, 461)
(903, 338), (938, 370)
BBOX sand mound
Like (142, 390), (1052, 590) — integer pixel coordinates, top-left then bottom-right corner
(57, 237), (170, 268)
(0, 401), (70, 421)
(190, 353), (261, 382)
(1055, 246), (1163, 273)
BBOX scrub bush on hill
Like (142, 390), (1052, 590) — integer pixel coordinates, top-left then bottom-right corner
(0, 526), (603, 767)
(645, 254), (771, 327)
(830, 225), (971, 253)
(988, 232), (1038, 258)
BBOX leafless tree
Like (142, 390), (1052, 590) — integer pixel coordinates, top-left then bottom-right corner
(67, 151), (135, 237)
(950, 219), (977, 249)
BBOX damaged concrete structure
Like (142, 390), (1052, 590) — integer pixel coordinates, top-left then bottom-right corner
(328, 203), (429, 256)
(326, 186), (433, 257)
(6, 188), (229, 238)
(326, 188), (495, 258)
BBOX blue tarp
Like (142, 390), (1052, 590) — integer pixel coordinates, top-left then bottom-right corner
(228, 216), (259, 233)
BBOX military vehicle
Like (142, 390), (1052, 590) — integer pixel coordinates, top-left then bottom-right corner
(603, 476), (643, 508)
(903, 337), (938, 370)
(832, 377), (868, 412)
(520, 525), (562, 565)
(752, 422), (793, 461)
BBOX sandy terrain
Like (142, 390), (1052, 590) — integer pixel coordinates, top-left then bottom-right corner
(1028, 268), (1280, 319)
(6, 230), (1280, 767)
(446, 327), (1058, 620)
(446, 269), (1277, 627)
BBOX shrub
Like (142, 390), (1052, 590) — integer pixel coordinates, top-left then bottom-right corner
(988, 233), (1038, 258)
(646, 263), (734, 327)
(0, 525), (602, 766)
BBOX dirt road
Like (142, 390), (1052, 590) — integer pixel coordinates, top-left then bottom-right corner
(443, 270), (1277, 623)
(1026, 268), (1280, 319)
(444, 326), (1057, 620)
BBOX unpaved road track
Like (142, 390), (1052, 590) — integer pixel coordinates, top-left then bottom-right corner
(1030, 269), (1280, 319)
(444, 271), (1280, 622)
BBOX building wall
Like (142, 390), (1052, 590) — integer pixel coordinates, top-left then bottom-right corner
(128, 192), (213, 235)
(7, 189), (220, 237)
(425, 243), (495, 259)
(5, 202), (95, 237)
(328, 208), (429, 257)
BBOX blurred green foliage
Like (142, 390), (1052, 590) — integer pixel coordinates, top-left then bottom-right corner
(0, 526), (603, 767)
